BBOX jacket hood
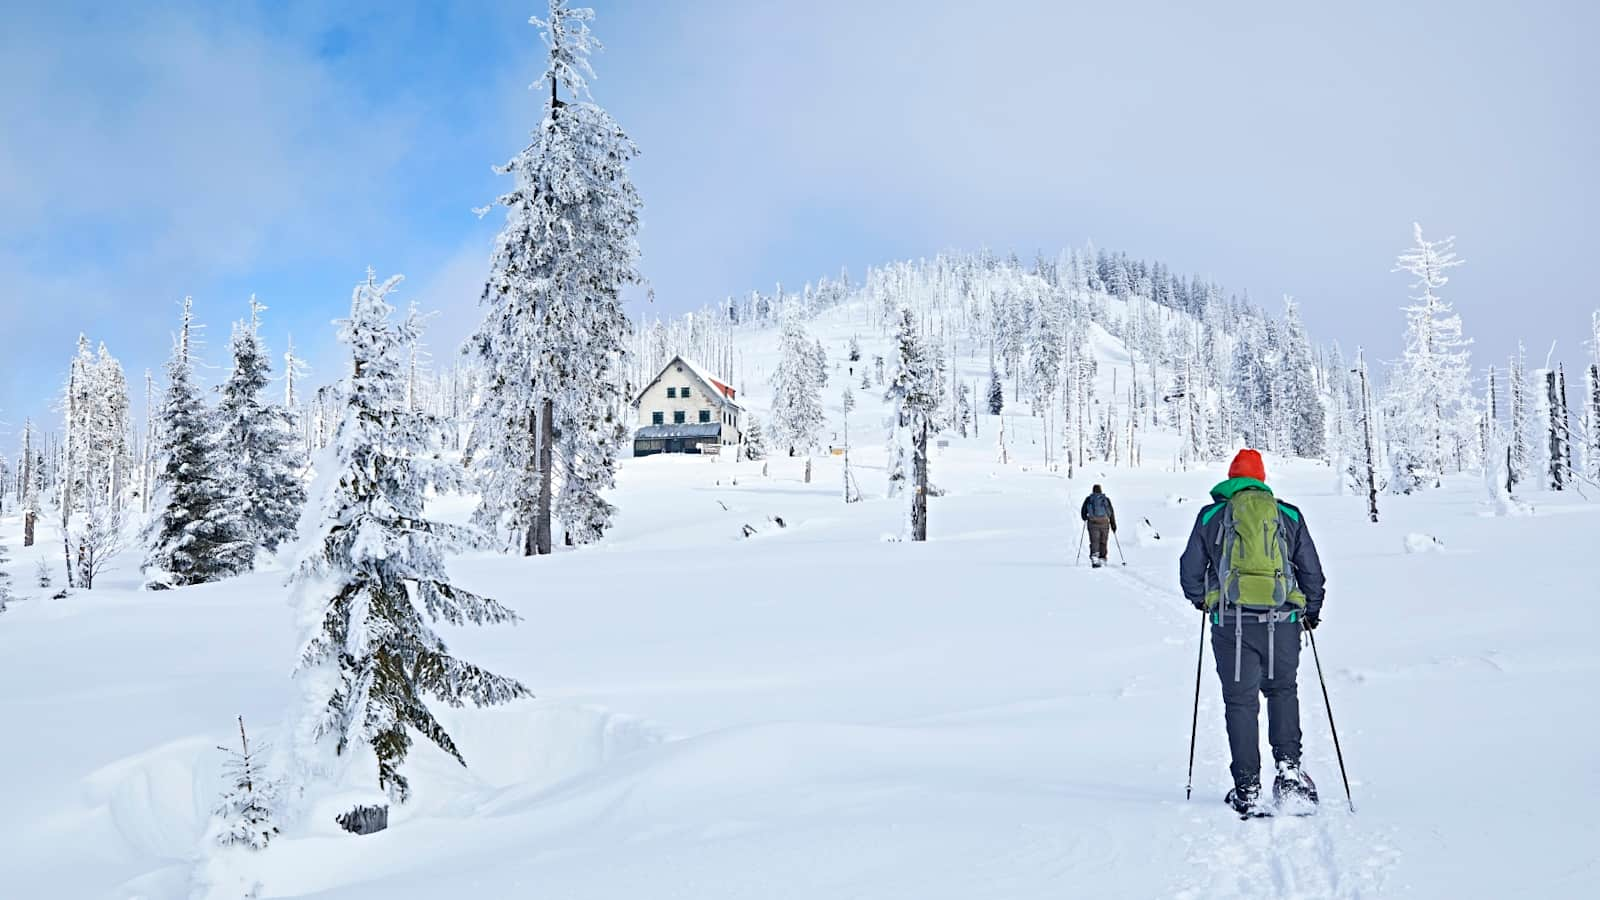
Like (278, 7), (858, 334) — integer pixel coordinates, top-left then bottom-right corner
(1210, 476), (1273, 501)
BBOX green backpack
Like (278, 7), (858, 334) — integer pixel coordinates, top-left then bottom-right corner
(1206, 489), (1306, 614)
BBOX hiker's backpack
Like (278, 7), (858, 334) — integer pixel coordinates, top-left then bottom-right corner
(1211, 490), (1305, 612)
(1085, 493), (1111, 518)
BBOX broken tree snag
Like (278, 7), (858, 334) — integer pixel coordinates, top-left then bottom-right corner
(336, 804), (389, 835)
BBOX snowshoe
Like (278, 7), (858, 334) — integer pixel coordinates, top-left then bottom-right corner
(1272, 760), (1319, 816)
(1091, 557), (1104, 569)
(1225, 782), (1271, 819)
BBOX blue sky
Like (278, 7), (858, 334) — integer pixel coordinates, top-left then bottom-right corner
(2, 0), (1596, 434)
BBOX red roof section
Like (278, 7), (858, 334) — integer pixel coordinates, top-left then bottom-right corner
(680, 357), (737, 401)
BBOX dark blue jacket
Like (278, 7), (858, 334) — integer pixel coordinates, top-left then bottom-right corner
(1178, 477), (1326, 617)
(1080, 491), (1116, 529)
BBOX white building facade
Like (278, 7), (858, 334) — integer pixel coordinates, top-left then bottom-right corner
(632, 356), (743, 456)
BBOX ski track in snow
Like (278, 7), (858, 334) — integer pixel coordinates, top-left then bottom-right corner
(1175, 806), (1402, 899)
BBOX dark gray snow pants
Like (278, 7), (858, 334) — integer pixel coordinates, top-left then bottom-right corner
(1211, 617), (1302, 788)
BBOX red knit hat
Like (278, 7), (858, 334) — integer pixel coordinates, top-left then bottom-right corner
(1228, 449), (1266, 482)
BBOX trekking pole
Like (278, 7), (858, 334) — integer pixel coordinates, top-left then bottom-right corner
(1185, 611), (1205, 800)
(1308, 630), (1356, 813)
(1074, 522), (1086, 566)
(1113, 530), (1127, 566)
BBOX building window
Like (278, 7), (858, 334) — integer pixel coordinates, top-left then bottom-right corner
(681, 386), (692, 399)
(666, 387), (676, 398)
(699, 410), (711, 423)
(652, 411), (664, 425)
(673, 410), (686, 424)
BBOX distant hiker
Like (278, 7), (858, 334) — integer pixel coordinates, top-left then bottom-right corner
(1179, 449), (1326, 817)
(1080, 484), (1116, 568)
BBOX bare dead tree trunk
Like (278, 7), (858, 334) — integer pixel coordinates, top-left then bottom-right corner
(1545, 369), (1565, 491)
(1357, 353), (1379, 524)
(911, 419), (929, 542)
(535, 397), (554, 556)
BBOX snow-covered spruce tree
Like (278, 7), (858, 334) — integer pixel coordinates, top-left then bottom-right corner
(955, 382), (973, 438)
(94, 343), (132, 509)
(1389, 223), (1472, 490)
(743, 415), (769, 461)
(61, 335), (93, 520)
(813, 338), (830, 388)
(60, 337), (133, 519)
(217, 298), (307, 556)
(143, 299), (253, 587)
(555, 380), (628, 545)
(885, 307), (943, 541)
(986, 365), (1004, 415)
(848, 336), (861, 363)
(1280, 299), (1326, 458)
(290, 271), (530, 817)
(1029, 297), (1063, 422)
(769, 309), (824, 457)
(210, 716), (278, 850)
(467, 0), (640, 556)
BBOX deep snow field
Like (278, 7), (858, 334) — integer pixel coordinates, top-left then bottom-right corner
(3, 434), (1598, 899)
(3, 297), (1598, 899)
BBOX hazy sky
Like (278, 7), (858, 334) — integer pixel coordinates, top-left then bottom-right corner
(2, 0), (1596, 434)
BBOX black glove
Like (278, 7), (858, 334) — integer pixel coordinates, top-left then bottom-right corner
(1191, 598), (1206, 612)
(1302, 611), (1320, 631)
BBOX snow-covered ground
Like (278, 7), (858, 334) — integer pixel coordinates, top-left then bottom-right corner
(3, 428), (1598, 898)
(4, 298), (1598, 898)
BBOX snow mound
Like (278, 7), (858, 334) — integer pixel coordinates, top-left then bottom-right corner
(441, 701), (668, 793)
(1404, 533), (1445, 554)
(80, 736), (220, 863)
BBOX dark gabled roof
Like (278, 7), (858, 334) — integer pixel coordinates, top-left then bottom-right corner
(634, 423), (723, 440)
(633, 355), (742, 411)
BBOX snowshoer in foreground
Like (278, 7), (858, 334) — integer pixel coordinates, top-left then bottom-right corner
(1179, 450), (1326, 817)
(1080, 484), (1116, 568)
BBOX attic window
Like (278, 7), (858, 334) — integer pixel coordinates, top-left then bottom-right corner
(666, 387), (676, 398)
(681, 387), (692, 399)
